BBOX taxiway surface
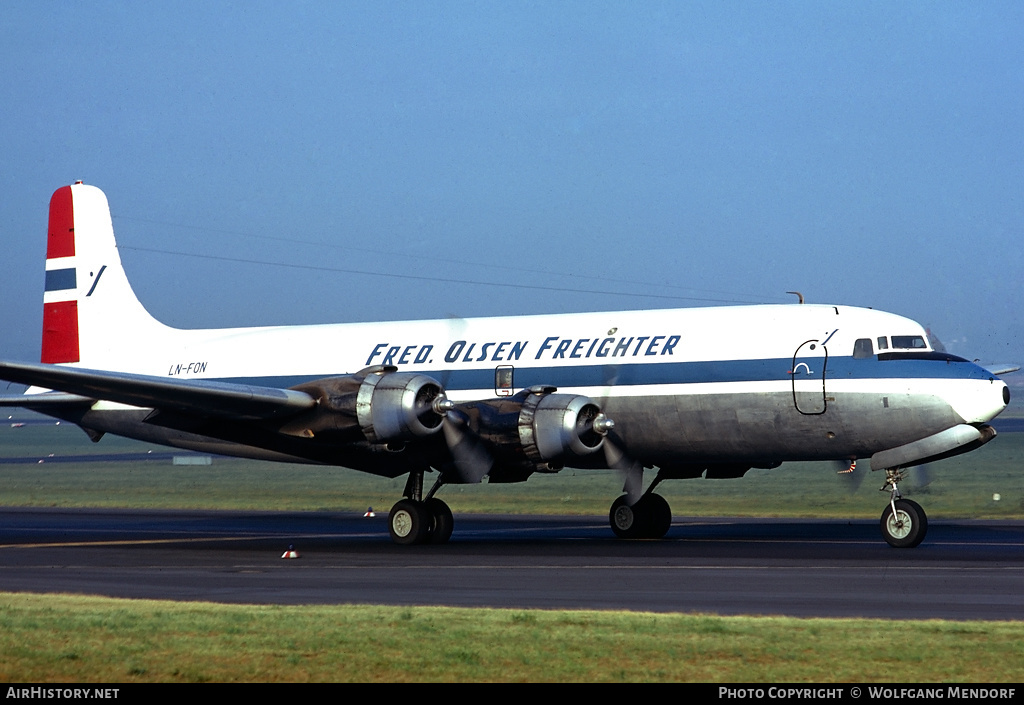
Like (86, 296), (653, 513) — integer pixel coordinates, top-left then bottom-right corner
(1, 508), (1021, 620)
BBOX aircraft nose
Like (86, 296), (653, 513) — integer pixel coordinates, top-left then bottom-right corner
(956, 377), (1010, 424)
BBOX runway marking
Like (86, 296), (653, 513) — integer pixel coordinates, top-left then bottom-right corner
(224, 564), (1024, 571)
(5, 561), (1023, 573)
(458, 530), (1024, 547)
(0, 532), (367, 549)
(4, 533), (1024, 549)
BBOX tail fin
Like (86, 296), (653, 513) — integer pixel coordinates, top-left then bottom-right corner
(42, 183), (172, 369)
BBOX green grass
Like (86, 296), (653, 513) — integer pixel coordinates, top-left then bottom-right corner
(1, 420), (1022, 519)
(2, 420), (1023, 683)
(1, 593), (1022, 682)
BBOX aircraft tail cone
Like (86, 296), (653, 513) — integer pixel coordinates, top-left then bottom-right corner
(363, 507), (376, 517)
(281, 544), (299, 559)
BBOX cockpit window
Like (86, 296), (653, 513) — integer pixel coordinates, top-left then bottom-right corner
(877, 337), (889, 350)
(853, 339), (874, 359)
(891, 335), (927, 350)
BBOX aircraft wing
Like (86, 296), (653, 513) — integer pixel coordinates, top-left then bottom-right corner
(984, 364), (1020, 376)
(0, 360), (317, 420)
(0, 391), (94, 406)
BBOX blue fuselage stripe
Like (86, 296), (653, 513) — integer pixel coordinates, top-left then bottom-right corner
(213, 356), (995, 392)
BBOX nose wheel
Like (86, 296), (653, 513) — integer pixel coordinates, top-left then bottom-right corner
(880, 498), (927, 548)
(879, 469), (928, 548)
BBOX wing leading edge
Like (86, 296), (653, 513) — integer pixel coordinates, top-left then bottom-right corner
(0, 360), (316, 420)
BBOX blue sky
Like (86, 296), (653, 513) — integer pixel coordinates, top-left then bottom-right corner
(1, 2), (1022, 368)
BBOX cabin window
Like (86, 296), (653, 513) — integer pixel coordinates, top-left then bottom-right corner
(853, 338), (874, 359)
(877, 337), (889, 350)
(891, 335), (927, 350)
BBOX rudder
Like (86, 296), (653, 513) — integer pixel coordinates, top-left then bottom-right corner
(41, 182), (172, 370)
(42, 185), (80, 363)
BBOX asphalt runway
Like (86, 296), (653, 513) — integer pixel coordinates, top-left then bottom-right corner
(1, 507), (1022, 620)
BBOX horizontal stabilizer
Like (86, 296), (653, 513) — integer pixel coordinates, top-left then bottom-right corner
(0, 360), (316, 420)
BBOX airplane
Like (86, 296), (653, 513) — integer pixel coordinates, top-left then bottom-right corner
(0, 182), (1013, 547)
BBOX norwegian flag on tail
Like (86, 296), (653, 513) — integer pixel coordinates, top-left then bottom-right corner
(41, 185), (80, 364)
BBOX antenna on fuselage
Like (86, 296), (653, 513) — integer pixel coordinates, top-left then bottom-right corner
(786, 291), (805, 304)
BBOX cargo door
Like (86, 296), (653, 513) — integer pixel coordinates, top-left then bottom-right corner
(791, 339), (829, 415)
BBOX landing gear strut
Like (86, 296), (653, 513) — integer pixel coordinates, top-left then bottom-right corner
(388, 469), (455, 545)
(879, 468), (928, 548)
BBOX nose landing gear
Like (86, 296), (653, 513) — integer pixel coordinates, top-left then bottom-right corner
(879, 468), (928, 548)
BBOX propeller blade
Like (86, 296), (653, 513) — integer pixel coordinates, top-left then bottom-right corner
(595, 364), (641, 504)
(605, 436), (643, 505)
(910, 463), (932, 490)
(441, 409), (493, 484)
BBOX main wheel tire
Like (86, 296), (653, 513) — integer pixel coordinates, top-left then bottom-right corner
(609, 495), (646, 539)
(425, 497), (454, 545)
(640, 493), (673, 539)
(389, 499), (430, 545)
(880, 498), (928, 548)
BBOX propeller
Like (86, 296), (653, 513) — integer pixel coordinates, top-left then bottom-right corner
(595, 362), (643, 504)
(439, 404), (494, 484)
(906, 463), (933, 491)
(434, 388), (620, 486)
(604, 431), (643, 504)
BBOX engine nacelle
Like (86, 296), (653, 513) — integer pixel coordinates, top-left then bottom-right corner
(286, 366), (448, 443)
(518, 391), (608, 464)
(355, 368), (447, 443)
(452, 386), (611, 475)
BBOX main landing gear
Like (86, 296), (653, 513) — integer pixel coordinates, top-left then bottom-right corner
(879, 468), (928, 548)
(609, 492), (673, 539)
(388, 497), (453, 545)
(388, 469), (454, 545)
(608, 465), (673, 539)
